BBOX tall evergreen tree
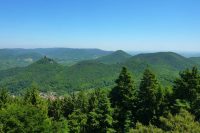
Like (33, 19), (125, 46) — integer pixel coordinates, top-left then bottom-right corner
(76, 91), (89, 113)
(172, 67), (200, 117)
(137, 68), (162, 125)
(173, 66), (200, 104)
(110, 67), (136, 132)
(87, 89), (115, 132)
(87, 90), (100, 132)
(68, 109), (87, 133)
(64, 92), (89, 133)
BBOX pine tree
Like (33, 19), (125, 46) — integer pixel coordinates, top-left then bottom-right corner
(173, 67), (200, 117)
(124, 110), (133, 132)
(173, 66), (200, 103)
(87, 89), (115, 133)
(87, 90), (101, 132)
(76, 91), (89, 113)
(97, 90), (114, 132)
(68, 109), (87, 133)
(110, 67), (136, 131)
(137, 68), (161, 125)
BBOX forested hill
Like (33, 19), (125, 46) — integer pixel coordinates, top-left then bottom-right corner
(1, 66), (200, 132)
(0, 48), (112, 70)
(0, 51), (200, 94)
(190, 57), (200, 65)
(96, 50), (132, 64)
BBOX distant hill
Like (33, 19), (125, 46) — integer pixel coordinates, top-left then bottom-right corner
(33, 48), (112, 64)
(122, 52), (197, 85)
(96, 50), (132, 64)
(0, 51), (200, 94)
(0, 57), (63, 93)
(57, 60), (121, 91)
(126, 52), (194, 69)
(0, 48), (112, 70)
(0, 49), (42, 70)
(189, 57), (200, 65)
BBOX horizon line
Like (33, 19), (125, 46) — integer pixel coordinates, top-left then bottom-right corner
(0, 47), (200, 53)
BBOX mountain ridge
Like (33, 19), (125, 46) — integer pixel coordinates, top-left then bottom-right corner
(96, 50), (132, 64)
(0, 51), (200, 93)
(0, 48), (113, 70)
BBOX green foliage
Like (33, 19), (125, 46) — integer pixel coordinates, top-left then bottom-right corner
(62, 94), (76, 118)
(190, 57), (200, 65)
(172, 66), (200, 121)
(137, 68), (162, 124)
(191, 95), (200, 121)
(1, 51), (200, 94)
(172, 99), (191, 113)
(87, 89), (114, 132)
(110, 67), (136, 131)
(51, 118), (69, 133)
(1, 66), (200, 132)
(129, 123), (163, 133)
(96, 50), (131, 64)
(68, 109), (87, 133)
(159, 109), (200, 132)
(48, 99), (63, 120)
(0, 88), (10, 109)
(0, 103), (52, 133)
(110, 67), (136, 108)
(130, 110), (200, 133)
(24, 84), (41, 106)
(173, 66), (200, 103)
(0, 48), (111, 70)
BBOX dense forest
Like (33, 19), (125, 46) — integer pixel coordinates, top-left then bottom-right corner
(1, 50), (200, 94)
(1, 66), (200, 132)
(0, 48), (112, 70)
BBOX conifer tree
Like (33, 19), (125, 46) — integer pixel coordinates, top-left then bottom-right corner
(87, 89), (115, 133)
(68, 109), (87, 133)
(137, 68), (161, 125)
(110, 67), (136, 131)
(173, 66), (200, 103)
(124, 110), (133, 132)
(76, 91), (89, 113)
(87, 90), (100, 132)
(173, 67), (200, 117)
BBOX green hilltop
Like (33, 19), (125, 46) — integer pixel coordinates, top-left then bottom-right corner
(0, 48), (112, 70)
(96, 50), (132, 64)
(0, 51), (200, 94)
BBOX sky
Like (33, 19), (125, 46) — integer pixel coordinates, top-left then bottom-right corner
(0, 0), (200, 51)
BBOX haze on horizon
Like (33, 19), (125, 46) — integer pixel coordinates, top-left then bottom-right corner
(0, 0), (200, 52)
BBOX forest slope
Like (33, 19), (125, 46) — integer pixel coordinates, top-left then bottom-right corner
(0, 52), (199, 93)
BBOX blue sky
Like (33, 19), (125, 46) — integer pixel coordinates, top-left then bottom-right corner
(0, 0), (200, 51)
